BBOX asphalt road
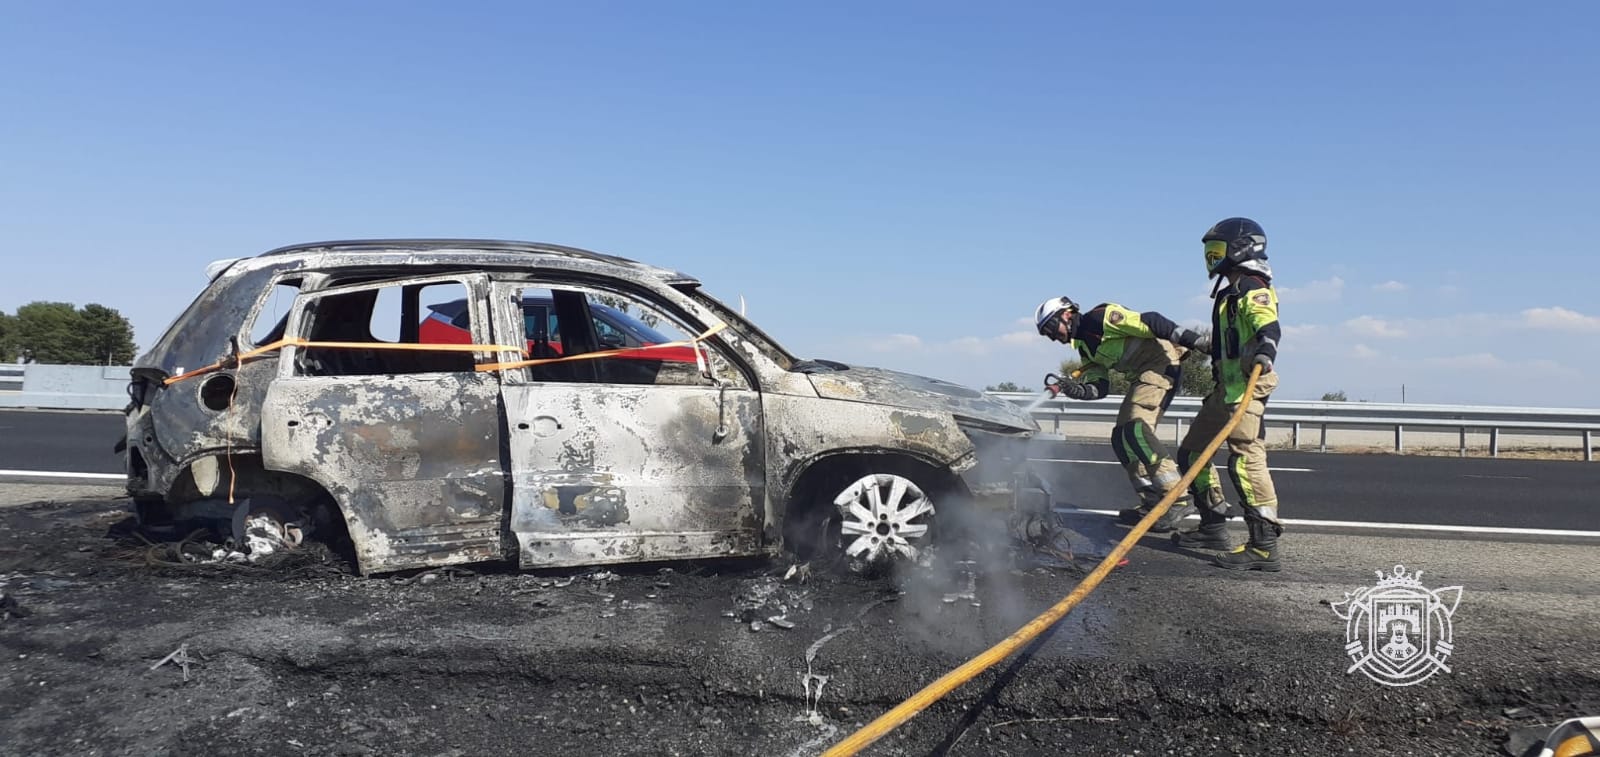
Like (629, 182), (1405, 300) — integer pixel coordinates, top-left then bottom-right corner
(3, 496), (1597, 756)
(2, 409), (1595, 534)
(0, 409), (124, 475)
(1033, 440), (1596, 533)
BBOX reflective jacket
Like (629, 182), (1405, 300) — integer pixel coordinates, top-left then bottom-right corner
(1210, 275), (1281, 403)
(1072, 303), (1188, 397)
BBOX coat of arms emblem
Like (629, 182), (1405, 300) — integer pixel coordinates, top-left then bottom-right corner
(1329, 565), (1462, 687)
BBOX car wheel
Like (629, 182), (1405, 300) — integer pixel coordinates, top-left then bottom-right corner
(831, 472), (936, 574)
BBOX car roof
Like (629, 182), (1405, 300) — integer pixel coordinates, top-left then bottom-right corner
(248, 238), (698, 284)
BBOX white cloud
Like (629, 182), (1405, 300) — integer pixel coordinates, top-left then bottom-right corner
(1373, 280), (1407, 292)
(1277, 276), (1344, 305)
(863, 334), (923, 352)
(1421, 352), (1505, 371)
(1344, 316), (1408, 339)
(1351, 344), (1380, 359)
(1522, 306), (1600, 333)
(998, 329), (1040, 346)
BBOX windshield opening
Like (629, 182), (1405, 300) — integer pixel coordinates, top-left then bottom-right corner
(679, 285), (797, 371)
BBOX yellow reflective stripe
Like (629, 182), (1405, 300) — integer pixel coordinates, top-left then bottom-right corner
(1102, 303), (1156, 340)
(1238, 286), (1279, 335)
(1231, 453), (1256, 505)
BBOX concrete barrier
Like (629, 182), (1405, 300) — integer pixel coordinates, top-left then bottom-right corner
(0, 364), (129, 411)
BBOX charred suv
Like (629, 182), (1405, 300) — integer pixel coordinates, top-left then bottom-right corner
(122, 239), (1048, 575)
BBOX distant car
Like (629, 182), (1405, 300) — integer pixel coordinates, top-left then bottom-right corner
(419, 295), (700, 365)
(121, 239), (1048, 577)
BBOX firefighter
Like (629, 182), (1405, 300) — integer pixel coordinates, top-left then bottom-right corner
(1170, 217), (1285, 571)
(1034, 295), (1208, 532)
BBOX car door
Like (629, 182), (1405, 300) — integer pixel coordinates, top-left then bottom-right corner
(260, 273), (508, 575)
(489, 278), (766, 568)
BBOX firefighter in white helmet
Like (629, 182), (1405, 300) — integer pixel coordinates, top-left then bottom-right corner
(1034, 295), (1207, 532)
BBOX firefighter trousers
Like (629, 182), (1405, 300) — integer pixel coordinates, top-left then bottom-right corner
(1176, 371), (1280, 524)
(1112, 367), (1184, 502)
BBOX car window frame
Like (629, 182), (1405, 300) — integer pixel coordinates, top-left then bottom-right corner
(489, 275), (758, 390)
(277, 271), (494, 379)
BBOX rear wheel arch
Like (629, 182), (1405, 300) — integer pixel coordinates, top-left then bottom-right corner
(150, 452), (362, 569)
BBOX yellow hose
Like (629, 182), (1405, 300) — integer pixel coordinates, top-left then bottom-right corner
(821, 364), (1265, 757)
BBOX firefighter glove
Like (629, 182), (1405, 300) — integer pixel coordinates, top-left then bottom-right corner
(1059, 380), (1095, 400)
(1175, 328), (1208, 353)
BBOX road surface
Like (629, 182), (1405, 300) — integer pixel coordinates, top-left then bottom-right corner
(3, 410), (1594, 536)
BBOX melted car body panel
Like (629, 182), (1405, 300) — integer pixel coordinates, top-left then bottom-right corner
(128, 239), (1041, 576)
(503, 384), (766, 568)
(261, 372), (507, 574)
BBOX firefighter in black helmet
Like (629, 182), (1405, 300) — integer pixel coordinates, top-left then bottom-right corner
(1170, 217), (1286, 571)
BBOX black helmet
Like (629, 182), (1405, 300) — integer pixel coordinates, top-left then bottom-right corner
(1201, 217), (1267, 277)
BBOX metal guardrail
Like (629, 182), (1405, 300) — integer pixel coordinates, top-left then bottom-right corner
(987, 392), (1600, 462)
(0, 365), (23, 392)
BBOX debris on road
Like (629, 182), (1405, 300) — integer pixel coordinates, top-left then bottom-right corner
(941, 560), (980, 607)
(0, 589), (27, 620)
(149, 643), (198, 682)
(237, 513), (304, 561)
(731, 575), (813, 631)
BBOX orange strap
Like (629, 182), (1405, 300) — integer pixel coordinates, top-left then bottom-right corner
(162, 337), (529, 386)
(476, 321), (729, 373)
(161, 321), (729, 386)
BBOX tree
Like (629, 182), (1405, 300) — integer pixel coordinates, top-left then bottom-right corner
(79, 303), (138, 365)
(1177, 330), (1216, 398)
(0, 310), (16, 363)
(12, 301), (137, 365)
(591, 293), (661, 328)
(985, 381), (1025, 392)
(1321, 390), (1348, 402)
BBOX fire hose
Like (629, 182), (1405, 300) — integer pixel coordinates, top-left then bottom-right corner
(820, 364), (1265, 757)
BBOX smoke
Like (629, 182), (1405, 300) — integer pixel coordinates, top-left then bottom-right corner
(888, 490), (1050, 654)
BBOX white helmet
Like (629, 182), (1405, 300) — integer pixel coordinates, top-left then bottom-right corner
(1034, 296), (1080, 338)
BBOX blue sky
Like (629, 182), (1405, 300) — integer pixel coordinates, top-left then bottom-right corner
(3, 1), (1598, 406)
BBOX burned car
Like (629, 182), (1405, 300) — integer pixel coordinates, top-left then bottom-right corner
(121, 239), (1048, 575)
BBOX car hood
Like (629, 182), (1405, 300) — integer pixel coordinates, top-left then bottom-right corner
(802, 363), (1036, 432)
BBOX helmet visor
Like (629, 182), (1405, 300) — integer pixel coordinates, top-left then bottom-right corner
(1037, 311), (1063, 337)
(1204, 240), (1229, 271)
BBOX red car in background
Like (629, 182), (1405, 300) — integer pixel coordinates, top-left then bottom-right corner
(419, 295), (700, 364)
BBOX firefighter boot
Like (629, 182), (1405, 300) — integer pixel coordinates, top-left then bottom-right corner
(1117, 495), (1194, 533)
(1172, 489), (1235, 550)
(1116, 477), (1160, 525)
(1213, 512), (1282, 572)
(1117, 478), (1194, 533)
